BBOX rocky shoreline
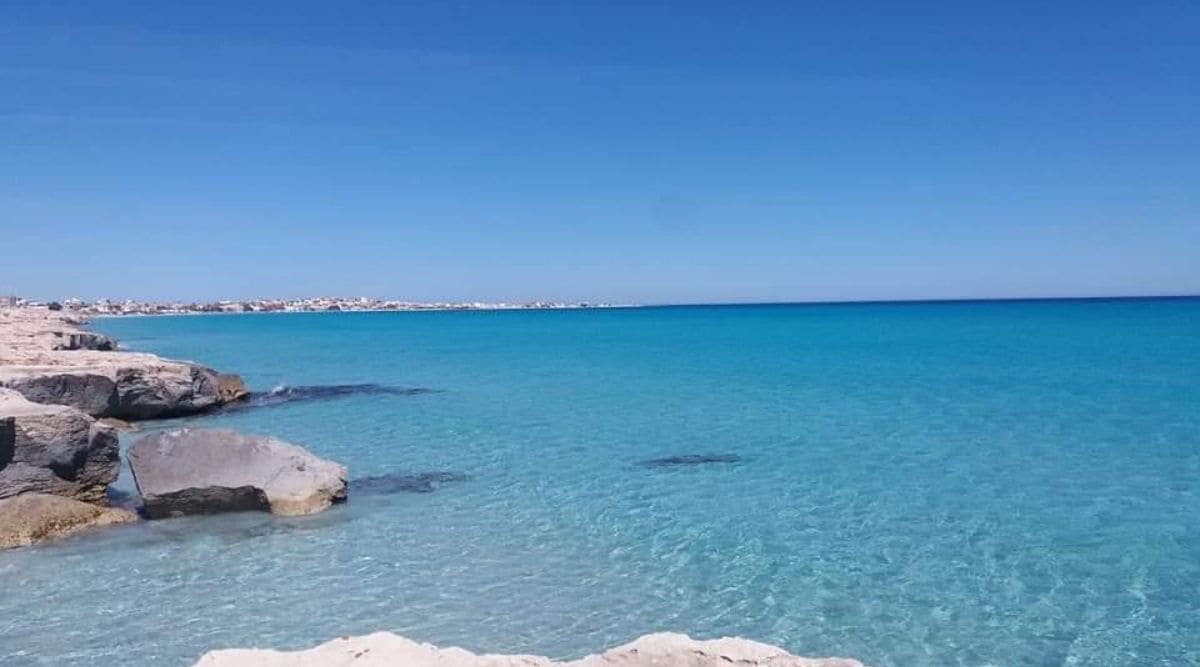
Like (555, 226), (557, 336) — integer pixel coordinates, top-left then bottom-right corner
(0, 307), (249, 420)
(0, 307), (302, 547)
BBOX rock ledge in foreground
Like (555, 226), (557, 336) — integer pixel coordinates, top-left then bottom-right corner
(193, 632), (863, 667)
(129, 428), (347, 518)
(0, 493), (136, 550)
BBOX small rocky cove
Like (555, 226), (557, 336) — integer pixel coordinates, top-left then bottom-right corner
(0, 308), (862, 667)
(0, 308), (344, 549)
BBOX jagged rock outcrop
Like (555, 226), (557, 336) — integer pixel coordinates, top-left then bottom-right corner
(129, 428), (347, 518)
(0, 307), (240, 419)
(0, 359), (222, 419)
(0, 388), (120, 503)
(193, 632), (864, 667)
(0, 492), (136, 550)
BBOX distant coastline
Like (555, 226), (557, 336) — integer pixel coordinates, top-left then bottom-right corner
(645, 293), (1200, 308)
(2, 293), (1195, 319)
(0, 296), (632, 317)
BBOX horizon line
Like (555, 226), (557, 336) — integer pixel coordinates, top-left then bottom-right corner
(642, 292), (1200, 308)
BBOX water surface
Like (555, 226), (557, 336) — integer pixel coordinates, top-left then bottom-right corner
(2, 300), (1198, 666)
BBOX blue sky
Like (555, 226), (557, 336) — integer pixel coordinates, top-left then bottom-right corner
(2, 1), (1197, 304)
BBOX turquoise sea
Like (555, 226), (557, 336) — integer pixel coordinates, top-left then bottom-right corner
(2, 299), (1199, 666)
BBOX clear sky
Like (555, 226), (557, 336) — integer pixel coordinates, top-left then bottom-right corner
(2, 1), (1197, 304)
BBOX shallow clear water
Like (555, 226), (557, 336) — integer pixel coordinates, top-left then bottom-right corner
(2, 300), (1199, 666)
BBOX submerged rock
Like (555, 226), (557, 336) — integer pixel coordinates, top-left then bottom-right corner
(222, 383), (439, 412)
(350, 471), (471, 495)
(0, 492), (136, 550)
(639, 454), (742, 468)
(0, 388), (120, 503)
(129, 428), (347, 518)
(193, 631), (863, 667)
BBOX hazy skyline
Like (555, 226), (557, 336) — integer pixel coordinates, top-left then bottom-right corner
(3, 1), (1197, 304)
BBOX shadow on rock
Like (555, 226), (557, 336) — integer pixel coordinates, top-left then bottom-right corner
(106, 486), (143, 513)
(222, 384), (441, 412)
(351, 471), (472, 496)
(639, 454), (742, 468)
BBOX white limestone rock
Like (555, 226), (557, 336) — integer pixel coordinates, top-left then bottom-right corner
(129, 428), (348, 518)
(193, 632), (864, 667)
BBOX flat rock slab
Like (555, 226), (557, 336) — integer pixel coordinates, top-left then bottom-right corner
(0, 493), (136, 550)
(194, 632), (864, 667)
(129, 428), (347, 518)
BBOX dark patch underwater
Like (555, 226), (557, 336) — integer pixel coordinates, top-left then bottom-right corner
(638, 454), (742, 468)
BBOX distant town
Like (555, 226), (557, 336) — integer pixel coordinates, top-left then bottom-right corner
(0, 295), (625, 316)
